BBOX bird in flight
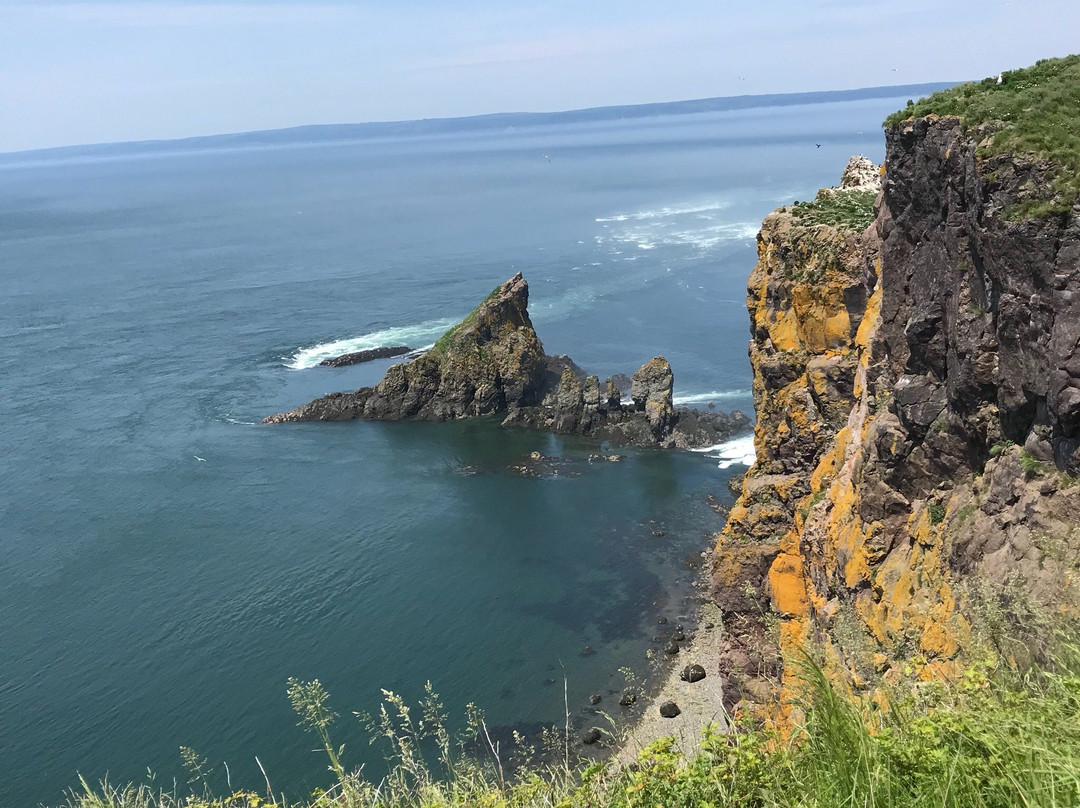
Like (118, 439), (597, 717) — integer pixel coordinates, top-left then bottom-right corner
(815, 143), (822, 148)
(194, 455), (206, 462)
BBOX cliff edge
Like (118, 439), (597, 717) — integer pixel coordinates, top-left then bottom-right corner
(715, 56), (1080, 717)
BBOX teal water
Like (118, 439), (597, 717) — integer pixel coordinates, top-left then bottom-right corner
(3, 94), (903, 806)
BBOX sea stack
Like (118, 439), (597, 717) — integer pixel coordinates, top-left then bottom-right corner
(265, 273), (749, 448)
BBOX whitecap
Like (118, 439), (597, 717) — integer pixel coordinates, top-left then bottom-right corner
(595, 200), (733, 223)
(673, 390), (752, 405)
(691, 434), (756, 469)
(285, 318), (458, 370)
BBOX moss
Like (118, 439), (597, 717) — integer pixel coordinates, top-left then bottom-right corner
(884, 54), (1080, 215)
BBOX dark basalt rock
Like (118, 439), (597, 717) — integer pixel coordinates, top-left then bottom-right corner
(589, 693), (602, 705)
(663, 640), (680, 655)
(659, 701), (681, 718)
(581, 728), (602, 745)
(618, 691), (637, 706)
(267, 273), (751, 450)
(318, 346), (411, 367)
(681, 664), (706, 683)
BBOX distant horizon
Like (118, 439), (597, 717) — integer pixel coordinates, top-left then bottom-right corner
(0, 78), (955, 160)
(4, 0), (1077, 153)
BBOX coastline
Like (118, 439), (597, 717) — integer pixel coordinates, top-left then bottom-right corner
(613, 550), (729, 763)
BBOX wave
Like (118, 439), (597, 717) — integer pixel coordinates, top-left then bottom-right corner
(595, 200), (733, 223)
(285, 318), (458, 369)
(691, 434), (756, 469)
(597, 218), (758, 255)
(673, 390), (752, 405)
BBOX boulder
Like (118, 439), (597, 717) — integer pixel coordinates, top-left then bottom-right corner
(681, 664), (706, 683)
(659, 701), (681, 718)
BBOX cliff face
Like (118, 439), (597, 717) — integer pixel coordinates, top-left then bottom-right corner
(717, 125), (1080, 711)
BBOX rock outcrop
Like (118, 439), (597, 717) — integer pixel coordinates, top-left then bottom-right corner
(267, 273), (547, 423)
(714, 134), (1080, 715)
(318, 346), (412, 367)
(266, 272), (749, 448)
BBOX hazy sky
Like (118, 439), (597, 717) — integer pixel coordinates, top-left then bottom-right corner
(2, 0), (1078, 152)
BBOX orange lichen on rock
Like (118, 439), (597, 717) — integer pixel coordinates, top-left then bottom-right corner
(713, 143), (1080, 726)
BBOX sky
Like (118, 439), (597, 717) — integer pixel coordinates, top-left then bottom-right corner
(2, 0), (1078, 153)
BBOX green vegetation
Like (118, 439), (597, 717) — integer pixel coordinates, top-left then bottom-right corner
(954, 502), (978, 526)
(791, 189), (877, 233)
(62, 638), (1080, 808)
(1020, 449), (1051, 478)
(883, 55), (1080, 216)
(799, 490), (827, 520)
(928, 501), (946, 525)
(431, 285), (503, 355)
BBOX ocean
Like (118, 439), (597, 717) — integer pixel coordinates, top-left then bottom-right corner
(1, 89), (921, 806)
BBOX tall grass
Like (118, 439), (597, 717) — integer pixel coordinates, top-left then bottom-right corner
(883, 54), (1080, 217)
(60, 636), (1080, 808)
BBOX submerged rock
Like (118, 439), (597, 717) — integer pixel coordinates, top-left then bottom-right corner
(581, 728), (602, 745)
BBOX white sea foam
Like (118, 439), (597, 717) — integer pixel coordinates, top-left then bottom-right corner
(595, 201), (732, 223)
(691, 434), (757, 470)
(673, 390), (752, 405)
(285, 318), (457, 369)
(595, 198), (758, 256)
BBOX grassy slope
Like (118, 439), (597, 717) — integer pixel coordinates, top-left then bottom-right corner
(885, 54), (1080, 215)
(791, 189), (878, 233)
(64, 646), (1080, 808)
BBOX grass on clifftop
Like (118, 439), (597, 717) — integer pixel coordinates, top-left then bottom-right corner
(62, 637), (1080, 808)
(791, 188), (878, 233)
(884, 54), (1080, 216)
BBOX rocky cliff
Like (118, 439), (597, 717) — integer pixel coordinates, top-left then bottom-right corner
(266, 272), (749, 448)
(714, 65), (1080, 717)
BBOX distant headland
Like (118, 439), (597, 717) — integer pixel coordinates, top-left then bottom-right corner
(0, 81), (956, 164)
